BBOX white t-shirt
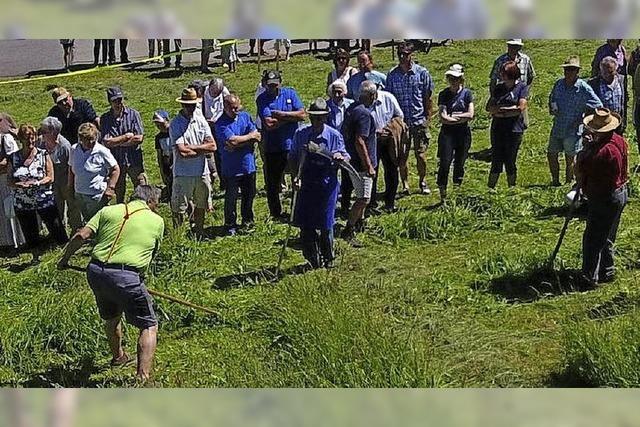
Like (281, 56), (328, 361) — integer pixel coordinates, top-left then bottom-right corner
(203, 87), (231, 123)
(1, 133), (20, 157)
(170, 112), (213, 177)
(69, 142), (118, 199)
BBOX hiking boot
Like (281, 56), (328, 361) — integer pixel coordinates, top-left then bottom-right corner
(383, 205), (398, 214)
(419, 182), (431, 195)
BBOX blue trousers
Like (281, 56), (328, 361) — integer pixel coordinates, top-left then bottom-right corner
(224, 173), (256, 227)
(300, 227), (334, 268)
(582, 186), (627, 283)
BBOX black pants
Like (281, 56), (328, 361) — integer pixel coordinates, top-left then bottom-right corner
(490, 128), (523, 175)
(371, 139), (399, 209)
(340, 170), (353, 215)
(93, 39), (110, 64)
(162, 39), (182, 66)
(224, 173), (256, 227)
(437, 126), (471, 188)
(119, 39), (129, 62)
(264, 151), (289, 217)
(15, 205), (68, 249)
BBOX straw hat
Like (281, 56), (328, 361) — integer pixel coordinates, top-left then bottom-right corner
(176, 87), (201, 104)
(583, 108), (621, 133)
(560, 56), (581, 69)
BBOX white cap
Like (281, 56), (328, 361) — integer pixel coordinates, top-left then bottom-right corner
(445, 64), (464, 78)
(507, 39), (524, 46)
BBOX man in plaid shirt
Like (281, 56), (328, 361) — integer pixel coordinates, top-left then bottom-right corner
(386, 41), (435, 195)
(489, 39), (536, 94)
(588, 56), (627, 135)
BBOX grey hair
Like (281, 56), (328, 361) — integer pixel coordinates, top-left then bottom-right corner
(359, 80), (377, 101)
(600, 56), (618, 69)
(40, 116), (63, 134)
(328, 80), (347, 94)
(209, 77), (225, 91)
(131, 185), (161, 204)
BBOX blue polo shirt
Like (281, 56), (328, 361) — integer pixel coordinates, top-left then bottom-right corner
(256, 87), (304, 153)
(342, 102), (377, 171)
(214, 111), (258, 177)
(347, 70), (387, 100)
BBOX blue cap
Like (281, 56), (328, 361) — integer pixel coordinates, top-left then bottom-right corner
(152, 110), (170, 122)
(106, 86), (124, 102)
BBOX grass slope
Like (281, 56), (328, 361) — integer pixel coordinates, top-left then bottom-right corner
(2, 40), (640, 387)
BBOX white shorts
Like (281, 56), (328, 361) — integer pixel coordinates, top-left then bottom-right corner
(351, 172), (373, 200)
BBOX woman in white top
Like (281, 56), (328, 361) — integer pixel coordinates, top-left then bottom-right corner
(326, 48), (358, 91)
(0, 112), (24, 248)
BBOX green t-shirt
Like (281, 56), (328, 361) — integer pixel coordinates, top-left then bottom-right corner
(86, 200), (165, 270)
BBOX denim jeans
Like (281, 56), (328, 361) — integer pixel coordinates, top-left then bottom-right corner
(300, 227), (334, 268)
(582, 186), (627, 283)
(224, 173), (256, 227)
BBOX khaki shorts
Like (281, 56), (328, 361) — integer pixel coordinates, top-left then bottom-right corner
(351, 172), (373, 200)
(171, 175), (212, 214)
(407, 123), (430, 154)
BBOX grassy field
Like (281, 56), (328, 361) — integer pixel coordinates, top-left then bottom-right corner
(2, 39), (640, 387)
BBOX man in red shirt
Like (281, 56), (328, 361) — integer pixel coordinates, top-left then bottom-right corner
(576, 108), (629, 286)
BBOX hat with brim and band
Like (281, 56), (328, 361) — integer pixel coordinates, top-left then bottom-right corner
(583, 108), (621, 133)
(507, 39), (524, 47)
(307, 97), (330, 116)
(176, 88), (201, 104)
(53, 87), (70, 104)
(560, 56), (581, 69)
(445, 64), (464, 78)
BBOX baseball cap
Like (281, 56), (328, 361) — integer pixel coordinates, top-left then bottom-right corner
(52, 87), (69, 103)
(106, 86), (124, 102)
(265, 70), (282, 85)
(152, 110), (170, 122)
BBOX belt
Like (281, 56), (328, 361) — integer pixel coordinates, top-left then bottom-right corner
(90, 259), (141, 274)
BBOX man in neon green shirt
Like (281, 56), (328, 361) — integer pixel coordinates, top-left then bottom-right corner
(58, 185), (164, 381)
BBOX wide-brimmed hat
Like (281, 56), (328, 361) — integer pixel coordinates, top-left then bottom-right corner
(507, 39), (524, 47)
(583, 108), (621, 133)
(52, 87), (70, 103)
(308, 98), (329, 115)
(445, 64), (464, 78)
(560, 56), (581, 69)
(176, 88), (201, 104)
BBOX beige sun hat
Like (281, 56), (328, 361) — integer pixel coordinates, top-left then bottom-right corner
(445, 64), (464, 78)
(175, 87), (201, 104)
(560, 56), (581, 69)
(583, 108), (621, 133)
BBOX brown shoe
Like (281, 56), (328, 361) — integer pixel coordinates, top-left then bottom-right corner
(110, 352), (133, 368)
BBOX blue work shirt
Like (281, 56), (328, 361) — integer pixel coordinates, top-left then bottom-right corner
(256, 87), (304, 153)
(214, 111), (258, 177)
(327, 98), (354, 131)
(100, 106), (145, 167)
(347, 70), (387, 100)
(386, 62), (434, 127)
(342, 102), (377, 171)
(549, 78), (603, 138)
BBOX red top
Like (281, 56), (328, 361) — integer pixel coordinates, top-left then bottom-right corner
(578, 132), (629, 199)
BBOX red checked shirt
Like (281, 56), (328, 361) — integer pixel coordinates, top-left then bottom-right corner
(578, 132), (628, 199)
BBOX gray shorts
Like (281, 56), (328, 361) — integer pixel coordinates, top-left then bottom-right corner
(87, 261), (157, 329)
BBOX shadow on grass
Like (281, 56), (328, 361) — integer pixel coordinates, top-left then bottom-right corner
(546, 369), (595, 387)
(21, 357), (99, 387)
(26, 63), (96, 77)
(201, 225), (231, 240)
(468, 148), (493, 163)
(213, 263), (311, 290)
(471, 265), (589, 303)
(536, 203), (588, 220)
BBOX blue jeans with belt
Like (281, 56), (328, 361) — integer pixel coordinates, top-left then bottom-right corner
(582, 185), (628, 283)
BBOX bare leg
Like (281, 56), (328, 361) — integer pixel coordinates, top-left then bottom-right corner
(48, 389), (77, 427)
(547, 152), (560, 185)
(193, 207), (205, 236)
(565, 153), (576, 183)
(105, 316), (125, 361)
(348, 199), (368, 227)
(137, 325), (158, 381)
(416, 150), (427, 187)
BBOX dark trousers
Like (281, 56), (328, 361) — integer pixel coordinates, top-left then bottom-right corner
(490, 128), (523, 175)
(582, 186), (627, 283)
(119, 39), (129, 62)
(93, 39), (110, 64)
(15, 205), (68, 248)
(300, 227), (334, 268)
(437, 127), (471, 188)
(371, 139), (399, 208)
(224, 173), (256, 227)
(162, 39), (182, 66)
(264, 151), (288, 217)
(340, 170), (353, 215)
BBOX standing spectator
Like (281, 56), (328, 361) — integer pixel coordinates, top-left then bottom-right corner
(59, 39), (74, 71)
(119, 39), (129, 63)
(347, 50), (387, 100)
(369, 85), (404, 213)
(148, 39), (162, 63)
(256, 70), (306, 220)
(69, 123), (120, 223)
(100, 87), (147, 204)
(39, 117), (82, 231)
(308, 39), (319, 54)
(486, 61), (529, 188)
(214, 94), (261, 235)
(437, 64), (475, 203)
(162, 39), (182, 69)
(274, 39), (291, 61)
(0, 112), (24, 249)
(489, 39), (535, 94)
(632, 45), (640, 153)
(7, 124), (68, 248)
(340, 81), (377, 247)
(47, 87), (99, 145)
(170, 88), (218, 238)
(152, 110), (173, 202)
(326, 48), (357, 90)
(201, 39), (216, 73)
(289, 98), (350, 269)
(548, 56), (602, 186)
(386, 41), (435, 195)
(220, 39), (239, 73)
(93, 39), (109, 66)
(248, 39), (267, 56)
(327, 81), (354, 132)
(588, 56), (628, 134)
(203, 78), (231, 190)
(591, 39), (627, 78)
(576, 108), (628, 286)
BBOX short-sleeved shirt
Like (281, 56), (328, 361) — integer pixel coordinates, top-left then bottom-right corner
(39, 135), (72, 189)
(549, 78), (603, 138)
(347, 70), (387, 100)
(256, 87), (304, 153)
(69, 142), (118, 199)
(10, 148), (55, 211)
(100, 107), (145, 168)
(214, 111), (258, 177)
(203, 86), (231, 123)
(154, 131), (172, 157)
(386, 63), (434, 127)
(47, 98), (98, 145)
(169, 112), (213, 178)
(370, 90), (404, 131)
(588, 75), (626, 118)
(1, 133), (20, 160)
(87, 200), (164, 270)
(490, 81), (529, 134)
(342, 102), (377, 171)
(290, 124), (350, 184)
(489, 52), (536, 90)
(578, 133), (628, 199)
(438, 86), (474, 131)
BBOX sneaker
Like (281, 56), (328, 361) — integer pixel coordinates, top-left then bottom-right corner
(398, 187), (410, 197)
(419, 182), (431, 195)
(323, 259), (336, 269)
